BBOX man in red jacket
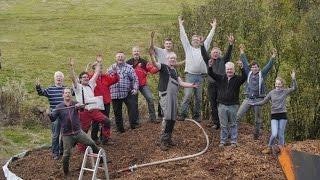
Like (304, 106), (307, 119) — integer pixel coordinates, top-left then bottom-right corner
(87, 54), (119, 144)
(127, 46), (159, 123)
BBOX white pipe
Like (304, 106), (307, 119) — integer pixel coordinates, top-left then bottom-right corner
(117, 118), (210, 173)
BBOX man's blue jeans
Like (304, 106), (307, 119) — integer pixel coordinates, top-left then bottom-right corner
(218, 104), (239, 144)
(237, 98), (263, 136)
(179, 73), (204, 121)
(51, 119), (63, 156)
(139, 85), (156, 121)
(269, 119), (287, 146)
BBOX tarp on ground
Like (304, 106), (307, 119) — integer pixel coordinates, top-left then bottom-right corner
(279, 147), (320, 180)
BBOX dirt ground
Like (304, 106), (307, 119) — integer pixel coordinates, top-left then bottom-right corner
(5, 121), (320, 180)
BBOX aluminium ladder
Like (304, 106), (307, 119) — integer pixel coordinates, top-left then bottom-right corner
(78, 146), (109, 180)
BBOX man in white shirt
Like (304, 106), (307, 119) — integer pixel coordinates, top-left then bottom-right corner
(178, 16), (217, 122)
(69, 58), (112, 152)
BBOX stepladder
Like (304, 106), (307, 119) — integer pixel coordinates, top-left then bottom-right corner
(78, 146), (109, 180)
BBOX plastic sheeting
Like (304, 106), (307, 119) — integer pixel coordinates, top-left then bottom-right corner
(2, 144), (50, 180)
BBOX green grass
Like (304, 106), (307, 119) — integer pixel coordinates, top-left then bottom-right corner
(0, 126), (51, 158)
(0, 0), (201, 158)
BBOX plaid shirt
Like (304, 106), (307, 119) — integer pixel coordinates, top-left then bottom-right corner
(108, 63), (139, 99)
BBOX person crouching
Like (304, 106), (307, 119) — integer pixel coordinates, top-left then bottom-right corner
(49, 88), (100, 176)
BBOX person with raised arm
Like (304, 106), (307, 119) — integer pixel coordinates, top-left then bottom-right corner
(86, 54), (119, 145)
(107, 52), (139, 133)
(201, 34), (235, 130)
(150, 48), (198, 151)
(250, 71), (297, 154)
(208, 61), (247, 148)
(35, 71), (65, 160)
(126, 46), (159, 123)
(178, 16), (216, 122)
(236, 44), (277, 140)
(150, 32), (184, 120)
(49, 88), (100, 176)
(69, 58), (112, 152)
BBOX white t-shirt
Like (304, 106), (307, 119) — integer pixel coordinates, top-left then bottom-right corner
(154, 47), (174, 65)
(73, 80), (96, 110)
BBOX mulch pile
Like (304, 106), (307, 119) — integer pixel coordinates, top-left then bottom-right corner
(6, 121), (320, 179)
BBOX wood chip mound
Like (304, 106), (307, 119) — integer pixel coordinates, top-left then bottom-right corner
(7, 121), (320, 179)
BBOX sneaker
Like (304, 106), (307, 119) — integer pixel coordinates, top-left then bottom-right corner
(176, 116), (185, 121)
(253, 133), (259, 140)
(167, 139), (176, 147)
(102, 139), (115, 145)
(218, 143), (225, 149)
(230, 143), (238, 148)
(53, 155), (60, 160)
(262, 147), (272, 154)
(160, 141), (170, 151)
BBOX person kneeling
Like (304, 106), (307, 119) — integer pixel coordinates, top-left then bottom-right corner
(150, 50), (198, 151)
(49, 88), (101, 176)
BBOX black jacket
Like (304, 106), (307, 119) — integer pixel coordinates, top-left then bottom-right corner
(201, 44), (233, 83)
(208, 67), (247, 105)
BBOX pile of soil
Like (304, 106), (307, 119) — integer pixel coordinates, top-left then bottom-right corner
(6, 121), (320, 179)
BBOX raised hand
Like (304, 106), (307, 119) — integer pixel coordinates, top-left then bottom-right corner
(208, 59), (213, 67)
(228, 33), (235, 45)
(149, 46), (155, 56)
(210, 18), (217, 29)
(35, 77), (40, 86)
(151, 31), (155, 39)
(271, 48), (277, 58)
(239, 44), (245, 54)
(178, 16), (184, 25)
(291, 70), (296, 79)
(96, 54), (103, 63)
(69, 58), (75, 67)
(237, 60), (243, 69)
(199, 36), (205, 45)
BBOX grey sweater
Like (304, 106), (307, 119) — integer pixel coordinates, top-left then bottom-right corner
(254, 78), (297, 114)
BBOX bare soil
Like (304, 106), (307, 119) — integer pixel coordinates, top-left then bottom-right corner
(5, 121), (320, 180)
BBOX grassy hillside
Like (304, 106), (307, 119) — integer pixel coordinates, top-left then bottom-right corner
(0, 0), (201, 158)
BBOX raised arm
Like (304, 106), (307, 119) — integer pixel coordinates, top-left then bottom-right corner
(208, 66), (223, 81)
(105, 65), (119, 86)
(150, 31), (155, 51)
(204, 18), (217, 50)
(35, 78), (49, 97)
(90, 62), (101, 83)
(149, 46), (161, 69)
(286, 70), (298, 94)
(239, 44), (250, 75)
(69, 58), (78, 85)
(200, 45), (210, 66)
(261, 48), (276, 77)
(222, 34), (234, 63)
(179, 16), (190, 50)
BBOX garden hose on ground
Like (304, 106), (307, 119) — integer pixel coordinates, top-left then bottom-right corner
(116, 118), (210, 173)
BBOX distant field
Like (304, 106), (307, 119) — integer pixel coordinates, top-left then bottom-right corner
(0, 0), (200, 91)
(0, 0), (202, 158)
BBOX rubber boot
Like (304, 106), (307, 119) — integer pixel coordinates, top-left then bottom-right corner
(160, 133), (170, 151)
(62, 156), (70, 175)
(167, 134), (176, 147)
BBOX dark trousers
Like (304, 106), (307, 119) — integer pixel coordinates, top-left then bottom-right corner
(112, 93), (138, 132)
(158, 102), (163, 118)
(160, 120), (176, 141)
(62, 130), (99, 175)
(208, 82), (220, 127)
(91, 104), (110, 141)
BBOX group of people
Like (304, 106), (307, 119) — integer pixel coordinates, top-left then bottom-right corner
(35, 16), (297, 175)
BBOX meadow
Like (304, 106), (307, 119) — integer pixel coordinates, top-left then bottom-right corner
(0, 0), (200, 158)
